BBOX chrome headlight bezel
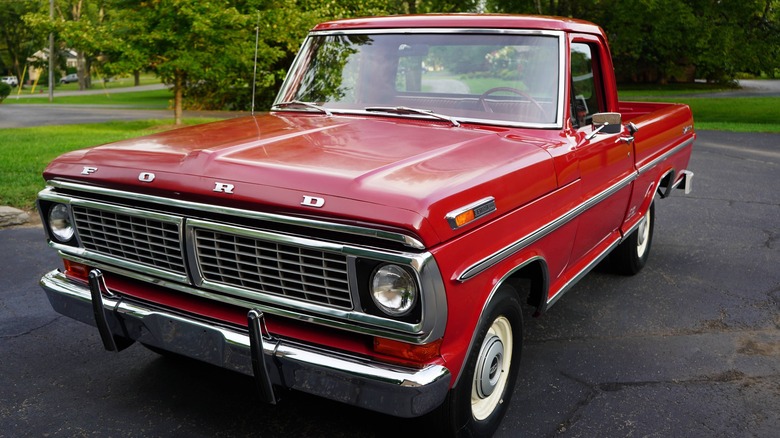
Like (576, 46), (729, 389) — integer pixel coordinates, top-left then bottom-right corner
(47, 203), (75, 243)
(369, 263), (419, 317)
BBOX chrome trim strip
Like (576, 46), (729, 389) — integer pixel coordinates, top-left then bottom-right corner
(41, 182), (425, 250)
(40, 269), (451, 418)
(458, 171), (637, 281)
(622, 208), (648, 239)
(637, 137), (694, 176)
(545, 236), (621, 309)
(48, 241), (190, 284)
(310, 28), (565, 37)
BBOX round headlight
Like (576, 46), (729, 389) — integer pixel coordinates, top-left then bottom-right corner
(48, 204), (74, 242)
(370, 264), (417, 316)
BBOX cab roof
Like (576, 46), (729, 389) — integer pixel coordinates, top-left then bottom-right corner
(312, 14), (605, 36)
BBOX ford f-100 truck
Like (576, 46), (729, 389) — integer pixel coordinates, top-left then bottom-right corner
(37, 15), (694, 437)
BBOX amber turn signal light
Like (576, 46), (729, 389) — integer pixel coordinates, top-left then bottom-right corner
(373, 337), (442, 363)
(63, 259), (91, 281)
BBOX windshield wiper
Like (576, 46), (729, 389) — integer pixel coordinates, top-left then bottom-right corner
(364, 106), (461, 127)
(272, 100), (332, 116)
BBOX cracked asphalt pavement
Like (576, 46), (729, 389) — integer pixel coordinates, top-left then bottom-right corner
(1, 131), (778, 437)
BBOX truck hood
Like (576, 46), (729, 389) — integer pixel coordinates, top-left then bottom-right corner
(45, 113), (560, 245)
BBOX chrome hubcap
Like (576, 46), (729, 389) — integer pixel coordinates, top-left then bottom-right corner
(475, 334), (504, 398)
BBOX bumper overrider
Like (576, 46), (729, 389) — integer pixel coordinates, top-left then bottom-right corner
(40, 268), (451, 418)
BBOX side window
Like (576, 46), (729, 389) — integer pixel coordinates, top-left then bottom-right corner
(570, 43), (602, 128)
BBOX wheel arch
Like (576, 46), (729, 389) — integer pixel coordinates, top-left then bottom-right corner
(656, 168), (676, 199)
(451, 256), (549, 387)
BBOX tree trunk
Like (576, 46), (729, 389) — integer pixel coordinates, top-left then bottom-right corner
(174, 71), (183, 125)
(77, 50), (88, 90)
(134, 70), (140, 86)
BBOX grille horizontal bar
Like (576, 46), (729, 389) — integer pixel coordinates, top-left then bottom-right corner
(72, 206), (186, 274)
(194, 229), (352, 309)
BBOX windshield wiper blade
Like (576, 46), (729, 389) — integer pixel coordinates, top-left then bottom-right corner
(272, 100), (332, 116)
(364, 106), (460, 127)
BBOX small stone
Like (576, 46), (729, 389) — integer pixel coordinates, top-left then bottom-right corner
(0, 206), (31, 227)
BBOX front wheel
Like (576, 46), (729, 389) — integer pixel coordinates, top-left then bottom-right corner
(613, 202), (655, 275)
(432, 285), (523, 437)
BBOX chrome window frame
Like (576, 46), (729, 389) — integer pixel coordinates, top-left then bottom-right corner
(275, 28), (567, 130)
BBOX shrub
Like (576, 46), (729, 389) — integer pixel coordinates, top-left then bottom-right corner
(0, 82), (12, 103)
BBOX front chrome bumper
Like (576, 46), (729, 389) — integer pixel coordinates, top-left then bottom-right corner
(40, 269), (451, 418)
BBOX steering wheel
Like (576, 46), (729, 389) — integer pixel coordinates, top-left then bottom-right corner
(478, 87), (547, 120)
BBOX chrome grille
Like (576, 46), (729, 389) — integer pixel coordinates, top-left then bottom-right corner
(72, 206), (186, 274)
(194, 228), (352, 309)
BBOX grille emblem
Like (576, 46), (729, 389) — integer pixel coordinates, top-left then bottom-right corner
(81, 166), (98, 175)
(301, 196), (325, 208)
(138, 172), (155, 182)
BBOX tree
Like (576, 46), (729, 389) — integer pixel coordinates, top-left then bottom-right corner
(56, 0), (109, 89)
(486, 0), (780, 83)
(0, 0), (45, 83)
(100, 0), (256, 124)
(389, 0), (478, 14)
(96, 0), (394, 118)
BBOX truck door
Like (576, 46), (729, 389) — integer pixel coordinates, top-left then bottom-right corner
(568, 40), (634, 264)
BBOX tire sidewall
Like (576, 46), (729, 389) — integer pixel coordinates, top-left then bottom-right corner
(446, 286), (523, 437)
(636, 202), (654, 264)
(613, 201), (655, 275)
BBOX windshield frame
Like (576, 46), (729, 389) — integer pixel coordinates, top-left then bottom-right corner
(274, 28), (567, 129)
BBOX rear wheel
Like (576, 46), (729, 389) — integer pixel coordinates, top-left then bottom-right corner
(613, 202), (654, 275)
(432, 285), (523, 437)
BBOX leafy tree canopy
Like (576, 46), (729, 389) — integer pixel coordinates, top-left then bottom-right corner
(8, 0), (779, 119)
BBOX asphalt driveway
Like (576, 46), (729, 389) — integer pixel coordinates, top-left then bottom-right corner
(1, 82), (778, 437)
(1, 130), (778, 437)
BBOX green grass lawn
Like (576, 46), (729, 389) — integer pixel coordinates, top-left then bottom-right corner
(618, 82), (738, 97)
(0, 119), (218, 211)
(25, 73), (162, 93)
(4, 89), (172, 108)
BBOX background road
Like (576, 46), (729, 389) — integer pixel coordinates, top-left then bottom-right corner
(1, 129), (778, 437)
(0, 84), (241, 128)
(2, 79), (777, 129)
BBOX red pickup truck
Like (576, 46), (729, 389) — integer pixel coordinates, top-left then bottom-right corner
(38, 15), (694, 437)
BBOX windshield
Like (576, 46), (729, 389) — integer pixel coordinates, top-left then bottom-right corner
(275, 32), (562, 127)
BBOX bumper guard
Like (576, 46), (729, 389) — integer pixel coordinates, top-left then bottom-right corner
(40, 269), (450, 418)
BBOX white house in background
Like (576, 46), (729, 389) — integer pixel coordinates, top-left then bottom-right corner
(26, 48), (78, 83)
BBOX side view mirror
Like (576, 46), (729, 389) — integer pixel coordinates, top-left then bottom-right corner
(592, 112), (622, 132)
(584, 112), (640, 141)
